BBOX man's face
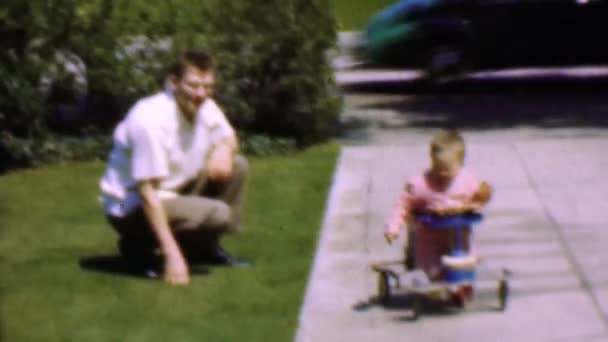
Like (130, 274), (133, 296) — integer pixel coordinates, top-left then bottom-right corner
(171, 65), (215, 122)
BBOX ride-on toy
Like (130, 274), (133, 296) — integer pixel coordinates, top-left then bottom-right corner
(372, 212), (510, 319)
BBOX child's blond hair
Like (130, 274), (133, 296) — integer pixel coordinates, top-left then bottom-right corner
(430, 129), (466, 163)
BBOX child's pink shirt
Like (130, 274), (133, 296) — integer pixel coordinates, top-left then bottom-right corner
(386, 168), (481, 278)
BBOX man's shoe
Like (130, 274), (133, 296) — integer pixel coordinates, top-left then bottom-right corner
(205, 246), (252, 267)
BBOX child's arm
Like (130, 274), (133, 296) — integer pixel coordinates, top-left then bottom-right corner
(429, 180), (492, 216)
(384, 183), (415, 244)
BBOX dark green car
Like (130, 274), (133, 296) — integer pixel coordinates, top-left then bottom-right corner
(365, 0), (608, 78)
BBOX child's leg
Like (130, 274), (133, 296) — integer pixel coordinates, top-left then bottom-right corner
(414, 228), (449, 281)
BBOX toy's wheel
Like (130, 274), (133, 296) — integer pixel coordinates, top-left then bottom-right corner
(498, 279), (509, 311)
(378, 272), (391, 305)
(411, 296), (422, 320)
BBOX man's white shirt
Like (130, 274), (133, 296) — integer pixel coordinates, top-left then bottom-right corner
(100, 91), (235, 217)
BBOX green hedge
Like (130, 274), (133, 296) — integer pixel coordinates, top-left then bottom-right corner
(0, 0), (341, 171)
(0, 130), (295, 173)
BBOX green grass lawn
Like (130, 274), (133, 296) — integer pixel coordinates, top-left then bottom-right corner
(331, 0), (396, 31)
(0, 144), (339, 342)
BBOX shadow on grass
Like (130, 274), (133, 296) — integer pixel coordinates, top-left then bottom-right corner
(79, 256), (212, 280)
(79, 255), (163, 280)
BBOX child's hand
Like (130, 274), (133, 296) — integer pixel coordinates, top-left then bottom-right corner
(472, 182), (492, 204)
(463, 181), (492, 213)
(384, 230), (400, 244)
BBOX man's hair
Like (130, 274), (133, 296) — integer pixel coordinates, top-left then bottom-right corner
(169, 49), (215, 79)
(430, 129), (466, 162)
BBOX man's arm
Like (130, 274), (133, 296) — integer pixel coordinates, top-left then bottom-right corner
(124, 104), (189, 285)
(137, 179), (190, 285)
(204, 100), (239, 181)
(207, 136), (237, 181)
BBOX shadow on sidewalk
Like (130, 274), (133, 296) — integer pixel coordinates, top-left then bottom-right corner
(352, 292), (504, 322)
(340, 74), (608, 131)
(341, 73), (608, 96)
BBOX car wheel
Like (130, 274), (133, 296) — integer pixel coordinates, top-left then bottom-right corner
(424, 45), (468, 85)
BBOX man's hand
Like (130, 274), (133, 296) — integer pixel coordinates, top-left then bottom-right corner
(164, 253), (190, 286)
(207, 144), (233, 181)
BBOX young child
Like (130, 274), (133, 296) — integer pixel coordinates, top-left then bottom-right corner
(384, 129), (491, 281)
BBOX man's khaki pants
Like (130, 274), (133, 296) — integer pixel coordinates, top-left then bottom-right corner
(107, 155), (248, 259)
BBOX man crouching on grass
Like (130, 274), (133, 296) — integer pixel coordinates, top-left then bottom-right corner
(99, 49), (249, 286)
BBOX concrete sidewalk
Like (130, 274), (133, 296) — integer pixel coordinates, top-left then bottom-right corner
(295, 138), (608, 342)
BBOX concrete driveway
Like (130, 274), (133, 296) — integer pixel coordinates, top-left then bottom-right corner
(295, 66), (608, 341)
